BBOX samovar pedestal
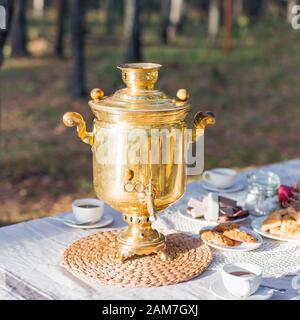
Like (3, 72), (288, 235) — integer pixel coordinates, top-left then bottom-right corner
(115, 214), (169, 262)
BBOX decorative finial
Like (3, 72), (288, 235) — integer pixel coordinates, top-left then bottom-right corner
(90, 88), (104, 102)
(176, 89), (189, 101)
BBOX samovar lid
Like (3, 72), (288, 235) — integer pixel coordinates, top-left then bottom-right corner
(88, 63), (190, 113)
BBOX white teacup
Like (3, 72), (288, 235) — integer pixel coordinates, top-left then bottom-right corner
(203, 168), (237, 189)
(222, 263), (262, 298)
(72, 198), (104, 224)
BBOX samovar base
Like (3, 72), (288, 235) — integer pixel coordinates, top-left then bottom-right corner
(115, 230), (170, 262)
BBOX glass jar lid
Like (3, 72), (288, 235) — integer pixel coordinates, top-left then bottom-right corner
(247, 171), (280, 193)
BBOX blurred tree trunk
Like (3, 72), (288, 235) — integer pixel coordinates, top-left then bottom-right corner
(69, 0), (86, 98)
(224, 0), (233, 52)
(33, 0), (44, 18)
(233, 0), (243, 19)
(102, 0), (114, 34)
(0, 0), (14, 66)
(161, 0), (171, 44)
(168, 0), (183, 42)
(208, 0), (220, 40)
(10, 0), (28, 57)
(287, 0), (298, 23)
(54, 0), (67, 57)
(124, 0), (142, 62)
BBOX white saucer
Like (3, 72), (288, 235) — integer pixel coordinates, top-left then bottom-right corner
(178, 204), (249, 226)
(63, 212), (113, 229)
(201, 226), (263, 252)
(200, 180), (245, 193)
(210, 277), (273, 300)
(251, 217), (300, 242)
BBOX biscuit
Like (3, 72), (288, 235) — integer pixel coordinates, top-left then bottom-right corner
(287, 207), (300, 224)
(200, 230), (236, 247)
(269, 227), (281, 236)
(213, 223), (241, 233)
(280, 215), (298, 235)
(223, 229), (257, 243)
(261, 212), (282, 232)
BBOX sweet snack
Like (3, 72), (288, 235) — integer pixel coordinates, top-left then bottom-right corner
(261, 211), (282, 232)
(186, 194), (249, 222)
(200, 230), (236, 247)
(213, 223), (240, 233)
(287, 207), (300, 224)
(260, 206), (300, 239)
(201, 223), (258, 247)
(223, 229), (257, 243)
(269, 227), (281, 236)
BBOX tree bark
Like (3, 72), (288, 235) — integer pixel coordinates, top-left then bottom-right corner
(54, 0), (67, 57)
(103, 0), (114, 34)
(69, 0), (86, 98)
(233, 0), (243, 19)
(161, 0), (171, 44)
(0, 0), (13, 66)
(287, 0), (298, 23)
(10, 0), (28, 57)
(208, 0), (220, 39)
(33, 0), (44, 18)
(224, 0), (233, 52)
(168, 0), (183, 42)
(124, 0), (142, 62)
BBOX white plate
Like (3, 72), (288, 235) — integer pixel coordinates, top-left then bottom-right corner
(251, 217), (300, 242)
(210, 277), (273, 300)
(200, 226), (263, 252)
(63, 212), (113, 229)
(178, 204), (249, 226)
(200, 179), (245, 193)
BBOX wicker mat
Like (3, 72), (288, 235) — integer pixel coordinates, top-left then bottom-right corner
(63, 230), (212, 288)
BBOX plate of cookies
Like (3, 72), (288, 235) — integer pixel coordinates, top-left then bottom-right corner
(200, 223), (263, 252)
(251, 207), (300, 242)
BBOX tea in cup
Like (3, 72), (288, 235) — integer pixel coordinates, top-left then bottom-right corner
(203, 168), (237, 189)
(222, 263), (262, 298)
(72, 198), (104, 224)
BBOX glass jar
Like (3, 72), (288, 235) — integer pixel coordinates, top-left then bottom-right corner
(244, 171), (280, 216)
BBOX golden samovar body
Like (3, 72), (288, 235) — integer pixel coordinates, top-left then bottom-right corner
(63, 63), (215, 261)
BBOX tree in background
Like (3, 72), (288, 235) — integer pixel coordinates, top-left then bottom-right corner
(102, 0), (115, 34)
(124, 0), (142, 62)
(161, 0), (171, 44)
(233, 0), (243, 19)
(54, 0), (67, 58)
(0, 0), (13, 66)
(10, 0), (28, 57)
(69, 0), (86, 98)
(224, 0), (233, 52)
(33, 0), (44, 18)
(168, 0), (184, 42)
(208, 0), (220, 40)
(161, 0), (184, 43)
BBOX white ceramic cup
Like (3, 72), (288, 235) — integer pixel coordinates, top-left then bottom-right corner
(72, 198), (104, 224)
(203, 168), (237, 189)
(222, 263), (262, 298)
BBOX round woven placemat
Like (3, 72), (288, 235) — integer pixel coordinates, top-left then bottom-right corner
(63, 230), (212, 288)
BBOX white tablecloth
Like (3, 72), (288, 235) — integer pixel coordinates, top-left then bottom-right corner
(1, 160), (300, 300)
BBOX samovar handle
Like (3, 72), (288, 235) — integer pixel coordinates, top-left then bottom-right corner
(63, 112), (94, 145)
(173, 88), (216, 142)
(192, 111), (216, 143)
(62, 88), (105, 145)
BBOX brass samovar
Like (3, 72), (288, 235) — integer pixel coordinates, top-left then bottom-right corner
(63, 63), (215, 261)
